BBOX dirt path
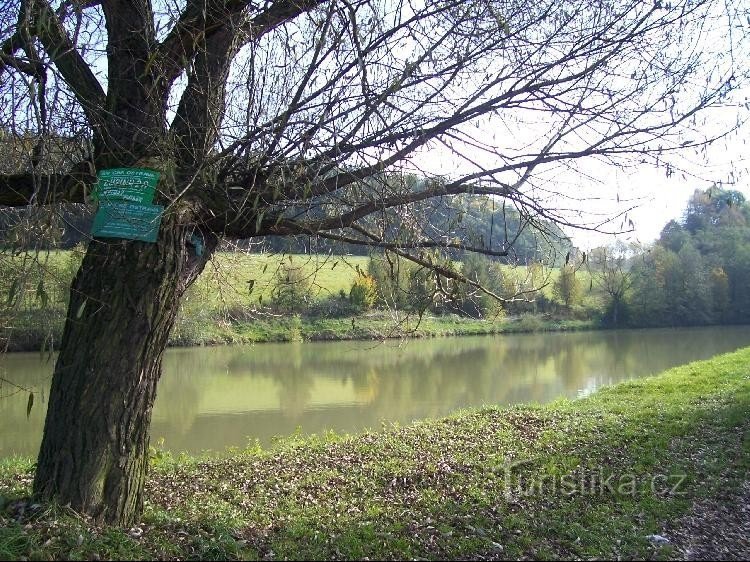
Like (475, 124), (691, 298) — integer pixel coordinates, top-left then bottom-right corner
(666, 480), (750, 560)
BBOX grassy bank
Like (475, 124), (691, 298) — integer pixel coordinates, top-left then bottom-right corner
(3, 307), (595, 351)
(169, 310), (596, 346)
(2, 347), (749, 560)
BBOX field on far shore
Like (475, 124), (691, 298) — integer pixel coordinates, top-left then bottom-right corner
(0, 250), (597, 351)
(185, 252), (370, 311)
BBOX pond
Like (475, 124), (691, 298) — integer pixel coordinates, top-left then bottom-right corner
(2, 326), (750, 458)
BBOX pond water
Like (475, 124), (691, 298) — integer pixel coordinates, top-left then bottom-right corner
(2, 326), (749, 458)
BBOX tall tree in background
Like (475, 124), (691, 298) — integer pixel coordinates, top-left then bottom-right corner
(0, 0), (747, 525)
(590, 243), (632, 326)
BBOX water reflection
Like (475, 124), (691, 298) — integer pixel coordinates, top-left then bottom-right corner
(2, 326), (750, 457)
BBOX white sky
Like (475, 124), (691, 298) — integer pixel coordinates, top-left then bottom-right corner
(409, 96), (750, 252)
(575, 160), (750, 251)
(564, 121), (750, 250)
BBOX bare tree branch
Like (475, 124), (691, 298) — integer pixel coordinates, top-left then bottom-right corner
(0, 165), (94, 206)
(156, 0), (327, 91)
(26, 0), (105, 126)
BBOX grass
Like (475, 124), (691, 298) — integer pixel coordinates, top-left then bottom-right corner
(169, 310), (595, 347)
(185, 252), (369, 309)
(0, 249), (370, 314)
(1, 346), (749, 560)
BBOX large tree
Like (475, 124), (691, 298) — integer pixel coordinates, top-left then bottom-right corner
(0, 0), (747, 525)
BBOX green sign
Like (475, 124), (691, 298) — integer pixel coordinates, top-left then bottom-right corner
(91, 202), (164, 243)
(94, 168), (160, 204)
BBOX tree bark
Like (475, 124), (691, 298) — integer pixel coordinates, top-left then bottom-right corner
(33, 216), (215, 526)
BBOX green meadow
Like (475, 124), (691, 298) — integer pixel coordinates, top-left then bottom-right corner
(0, 250), (597, 351)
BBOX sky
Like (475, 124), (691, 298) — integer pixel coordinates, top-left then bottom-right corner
(400, 1), (750, 253)
(410, 96), (750, 252)
(564, 122), (750, 250)
(579, 172), (749, 250)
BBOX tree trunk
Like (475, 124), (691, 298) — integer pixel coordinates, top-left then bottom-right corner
(33, 217), (214, 526)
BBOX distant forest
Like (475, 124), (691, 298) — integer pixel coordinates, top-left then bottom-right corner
(587, 187), (750, 327)
(258, 192), (572, 265)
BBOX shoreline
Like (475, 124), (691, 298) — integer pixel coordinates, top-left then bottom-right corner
(2, 311), (597, 352)
(4, 310), (749, 353)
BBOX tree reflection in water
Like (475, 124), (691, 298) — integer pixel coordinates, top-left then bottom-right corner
(2, 326), (750, 457)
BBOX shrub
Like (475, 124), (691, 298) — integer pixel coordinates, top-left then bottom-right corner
(349, 273), (378, 311)
(369, 252), (466, 314)
(452, 253), (504, 318)
(368, 254), (412, 309)
(517, 314), (544, 332)
(308, 294), (357, 318)
(287, 314), (303, 341)
(271, 261), (313, 313)
(404, 265), (435, 312)
(553, 265), (582, 308)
